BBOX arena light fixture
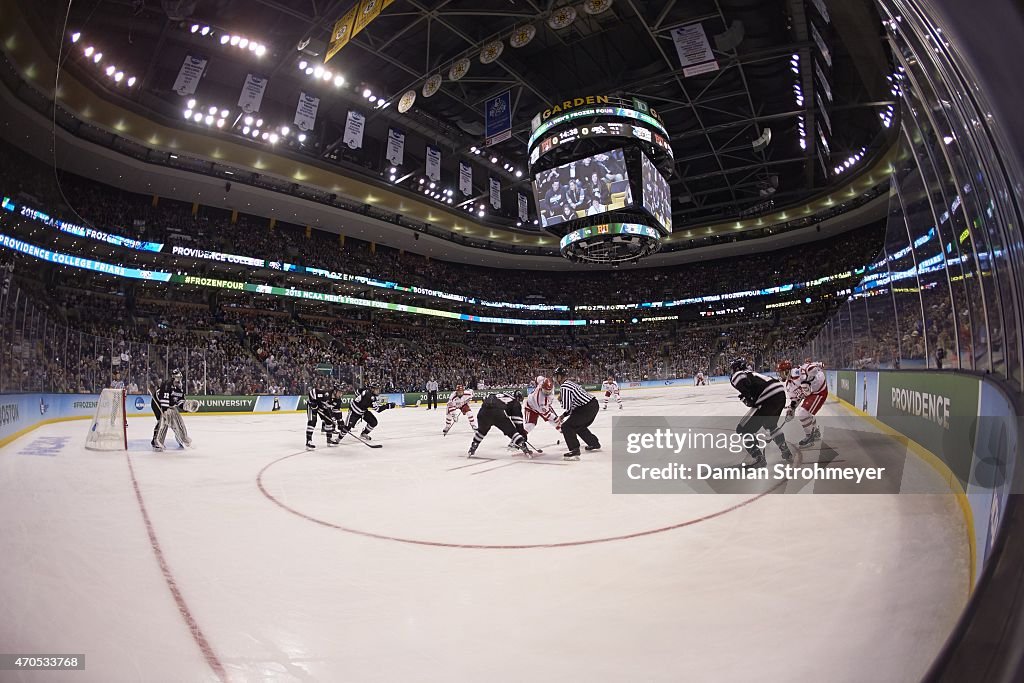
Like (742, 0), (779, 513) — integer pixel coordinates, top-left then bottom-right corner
(298, 134), (307, 143)
(333, 75), (344, 87)
(84, 45), (94, 56)
(127, 76), (136, 87)
(71, 32), (81, 43)
(93, 52), (103, 63)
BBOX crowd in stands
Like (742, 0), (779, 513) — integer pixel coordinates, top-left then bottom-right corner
(1, 136), (978, 395)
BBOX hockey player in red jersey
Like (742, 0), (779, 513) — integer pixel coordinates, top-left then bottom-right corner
(442, 384), (478, 436)
(601, 376), (622, 409)
(695, 371), (707, 386)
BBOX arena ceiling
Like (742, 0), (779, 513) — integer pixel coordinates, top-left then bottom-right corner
(25, 0), (893, 232)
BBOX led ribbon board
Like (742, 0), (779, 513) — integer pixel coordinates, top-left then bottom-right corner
(528, 107), (670, 150)
(0, 233), (171, 281)
(560, 222), (661, 250)
(530, 121), (674, 165)
(3, 197), (164, 252)
(0, 233), (583, 327)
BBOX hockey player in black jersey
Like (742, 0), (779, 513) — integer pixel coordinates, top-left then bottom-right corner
(467, 391), (531, 458)
(151, 369), (187, 451)
(730, 358), (793, 467)
(337, 385), (395, 443)
(305, 385), (334, 449)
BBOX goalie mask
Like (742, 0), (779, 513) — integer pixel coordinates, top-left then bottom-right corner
(171, 369), (183, 387)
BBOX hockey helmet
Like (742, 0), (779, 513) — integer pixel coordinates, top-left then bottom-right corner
(540, 376), (554, 395)
(455, 383), (465, 393)
(790, 368), (802, 380)
(729, 357), (748, 373)
(777, 360), (793, 376)
(513, 390), (524, 402)
(552, 367), (568, 379)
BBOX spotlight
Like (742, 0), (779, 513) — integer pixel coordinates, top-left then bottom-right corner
(200, 26), (210, 36)
(256, 118), (263, 127)
(205, 115), (214, 125)
(243, 126), (251, 134)
(105, 65), (115, 76)
(252, 129), (260, 137)
(470, 146), (478, 152)
(244, 115), (254, 125)
(217, 118), (225, 128)
(429, 182), (436, 189)
(187, 98), (197, 109)
(323, 70), (332, 82)
(362, 88), (372, 98)
(93, 52), (102, 63)
(389, 167), (396, 174)
(191, 24), (200, 33)
(84, 45), (94, 56)
(478, 210), (485, 217)
(368, 95), (377, 103)
(184, 109), (193, 119)
(298, 134), (307, 142)
(114, 71), (123, 82)
(194, 112), (204, 122)
(305, 67), (314, 75)
(419, 178), (425, 184)
(71, 32), (81, 43)
(515, 169), (522, 178)
(208, 105), (217, 115)
(127, 76), (136, 87)
(478, 203), (485, 210)
(299, 60), (307, 70)
(262, 132), (269, 140)
(389, 175), (396, 182)
(256, 46), (266, 58)
(334, 75), (344, 87)
(269, 133), (279, 143)
(314, 66), (324, 78)
(281, 126), (290, 135)
(490, 156), (497, 163)
(220, 35), (230, 45)
(239, 37), (249, 48)
(221, 109), (230, 118)
(230, 35), (240, 46)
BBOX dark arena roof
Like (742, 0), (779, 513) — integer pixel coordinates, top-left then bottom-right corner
(4, 0), (1024, 681)
(7, 0), (894, 265)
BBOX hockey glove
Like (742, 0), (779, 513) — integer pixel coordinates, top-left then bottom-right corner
(376, 402), (396, 412)
(739, 395), (755, 408)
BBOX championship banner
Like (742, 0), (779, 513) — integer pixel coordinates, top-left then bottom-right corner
(518, 192), (528, 222)
(489, 177), (501, 210)
(386, 127), (405, 166)
(343, 110), (366, 149)
(237, 73), (268, 113)
(484, 90), (513, 146)
(173, 54), (207, 96)
(459, 161), (472, 196)
(293, 91), (320, 132)
(671, 23), (720, 77)
(353, 0), (383, 36)
(325, 7), (357, 64)
(426, 145), (441, 182)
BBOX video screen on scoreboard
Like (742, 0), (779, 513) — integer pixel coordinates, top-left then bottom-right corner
(532, 148), (634, 229)
(641, 152), (672, 233)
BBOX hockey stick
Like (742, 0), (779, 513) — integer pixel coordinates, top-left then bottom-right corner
(767, 412), (795, 440)
(344, 428), (383, 449)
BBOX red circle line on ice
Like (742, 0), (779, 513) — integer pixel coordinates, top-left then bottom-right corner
(256, 452), (785, 550)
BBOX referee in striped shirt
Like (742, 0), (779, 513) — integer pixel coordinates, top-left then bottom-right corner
(553, 367), (600, 460)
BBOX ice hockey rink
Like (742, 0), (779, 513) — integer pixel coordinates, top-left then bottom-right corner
(0, 384), (970, 683)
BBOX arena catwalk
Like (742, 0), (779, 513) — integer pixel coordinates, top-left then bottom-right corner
(0, 384), (968, 682)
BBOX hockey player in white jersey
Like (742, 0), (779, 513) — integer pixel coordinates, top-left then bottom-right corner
(601, 376), (622, 410)
(779, 360), (828, 446)
(442, 384), (478, 436)
(524, 375), (561, 436)
(695, 371), (706, 386)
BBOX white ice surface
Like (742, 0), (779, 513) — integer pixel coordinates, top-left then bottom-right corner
(0, 385), (969, 682)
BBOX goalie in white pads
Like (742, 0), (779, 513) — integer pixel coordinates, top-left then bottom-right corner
(601, 376), (622, 410)
(442, 384), (478, 436)
(151, 369), (195, 451)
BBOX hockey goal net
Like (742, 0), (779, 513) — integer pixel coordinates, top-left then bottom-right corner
(85, 388), (128, 451)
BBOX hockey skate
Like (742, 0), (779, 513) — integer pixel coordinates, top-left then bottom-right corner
(602, 404), (607, 410)
(743, 447), (767, 468)
(563, 449), (581, 461)
(306, 440), (316, 450)
(619, 403), (623, 409)
(798, 432), (819, 448)
(151, 440), (164, 452)
(584, 444), (601, 452)
(360, 430), (372, 441)
(327, 435), (340, 446)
